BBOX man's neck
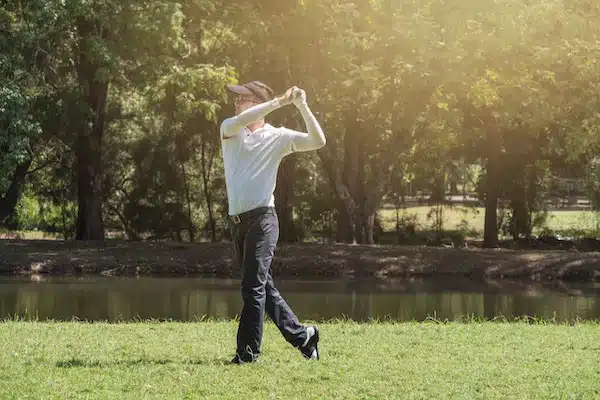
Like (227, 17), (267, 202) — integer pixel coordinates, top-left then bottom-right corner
(247, 120), (265, 133)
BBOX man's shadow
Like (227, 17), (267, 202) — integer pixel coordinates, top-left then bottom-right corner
(55, 357), (230, 368)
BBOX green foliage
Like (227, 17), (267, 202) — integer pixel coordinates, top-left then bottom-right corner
(9, 195), (39, 230)
(2, 0), (600, 243)
(9, 193), (76, 238)
(0, 86), (41, 192)
(103, 61), (235, 240)
(586, 161), (600, 210)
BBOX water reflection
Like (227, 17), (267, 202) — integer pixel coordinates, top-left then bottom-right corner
(1, 276), (600, 322)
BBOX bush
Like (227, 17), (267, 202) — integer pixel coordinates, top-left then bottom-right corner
(10, 195), (40, 230)
(9, 194), (76, 238)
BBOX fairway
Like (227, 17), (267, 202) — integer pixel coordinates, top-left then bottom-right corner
(1, 320), (599, 399)
(379, 206), (600, 236)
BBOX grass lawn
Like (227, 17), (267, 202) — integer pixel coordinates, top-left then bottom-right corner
(1, 320), (599, 399)
(3, 208), (597, 242)
(379, 206), (600, 237)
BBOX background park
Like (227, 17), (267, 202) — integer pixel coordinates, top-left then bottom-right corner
(2, 0), (600, 398)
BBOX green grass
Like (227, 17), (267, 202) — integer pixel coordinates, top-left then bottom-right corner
(3, 208), (598, 242)
(2, 320), (600, 399)
(379, 206), (600, 237)
(0, 229), (61, 240)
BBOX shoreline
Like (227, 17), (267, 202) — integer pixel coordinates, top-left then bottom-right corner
(1, 239), (600, 282)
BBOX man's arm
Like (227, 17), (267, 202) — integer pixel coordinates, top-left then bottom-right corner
(220, 98), (282, 139)
(282, 91), (326, 152)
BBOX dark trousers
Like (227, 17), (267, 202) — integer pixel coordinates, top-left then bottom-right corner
(230, 207), (307, 361)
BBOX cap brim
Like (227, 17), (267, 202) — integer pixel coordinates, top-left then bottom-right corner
(226, 84), (254, 96)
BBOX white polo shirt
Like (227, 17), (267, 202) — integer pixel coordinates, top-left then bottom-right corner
(221, 123), (295, 216)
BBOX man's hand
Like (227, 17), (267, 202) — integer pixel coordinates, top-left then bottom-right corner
(292, 88), (307, 106)
(277, 86), (306, 106)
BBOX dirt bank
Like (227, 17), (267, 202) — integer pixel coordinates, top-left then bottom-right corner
(1, 239), (600, 282)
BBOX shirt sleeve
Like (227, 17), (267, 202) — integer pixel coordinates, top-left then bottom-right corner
(220, 98), (282, 139)
(278, 102), (326, 154)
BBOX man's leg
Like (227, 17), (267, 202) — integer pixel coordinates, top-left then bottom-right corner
(265, 270), (307, 348)
(235, 212), (279, 362)
(230, 221), (249, 363)
(263, 211), (320, 359)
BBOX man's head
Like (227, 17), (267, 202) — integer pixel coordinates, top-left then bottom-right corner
(227, 81), (274, 115)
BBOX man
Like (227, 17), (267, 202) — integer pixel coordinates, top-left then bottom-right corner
(220, 80), (326, 364)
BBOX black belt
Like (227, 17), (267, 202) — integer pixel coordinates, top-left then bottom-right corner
(229, 207), (274, 225)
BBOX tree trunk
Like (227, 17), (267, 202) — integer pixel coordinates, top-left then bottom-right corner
(342, 115), (361, 243)
(356, 130), (368, 243)
(433, 203), (444, 244)
(275, 156), (297, 243)
(525, 164), (539, 238)
(450, 179), (458, 195)
(334, 188), (358, 244)
(205, 192), (216, 242)
(75, 19), (108, 241)
(319, 148), (357, 244)
(483, 154), (500, 248)
(200, 133), (218, 242)
(335, 201), (355, 242)
(354, 211), (364, 244)
(432, 169), (446, 203)
(182, 163), (195, 242)
(360, 212), (375, 245)
(509, 167), (529, 241)
(0, 159), (32, 223)
(75, 123), (105, 241)
(205, 199), (216, 242)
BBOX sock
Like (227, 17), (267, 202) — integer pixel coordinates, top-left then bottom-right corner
(302, 326), (315, 347)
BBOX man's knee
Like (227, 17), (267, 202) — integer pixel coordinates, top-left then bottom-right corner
(241, 281), (267, 301)
(266, 281), (282, 300)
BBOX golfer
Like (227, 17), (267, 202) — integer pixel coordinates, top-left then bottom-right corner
(221, 80), (326, 364)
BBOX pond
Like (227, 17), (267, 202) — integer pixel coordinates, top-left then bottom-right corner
(1, 276), (600, 322)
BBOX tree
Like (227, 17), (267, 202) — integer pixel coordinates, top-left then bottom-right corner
(4, 0), (600, 245)
(451, 0), (600, 246)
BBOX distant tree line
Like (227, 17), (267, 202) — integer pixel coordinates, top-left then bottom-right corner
(1, 0), (600, 246)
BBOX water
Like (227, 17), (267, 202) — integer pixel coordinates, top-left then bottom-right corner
(1, 276), (600, 322)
